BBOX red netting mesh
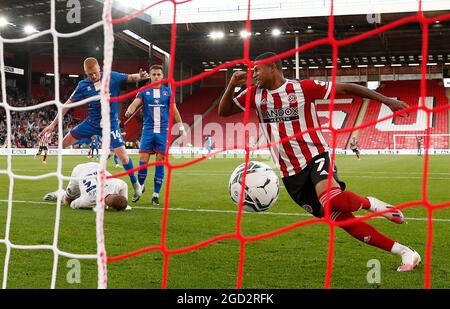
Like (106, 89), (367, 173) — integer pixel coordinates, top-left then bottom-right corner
(104, 0), (450, 289)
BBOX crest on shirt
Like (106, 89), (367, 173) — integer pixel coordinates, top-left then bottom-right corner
(146, 91), (150, 95)
(163, 91), (168, 96)
(288, 94), (297, 104)
(260, 98), (268, 105)
(87, 86), (92, 91)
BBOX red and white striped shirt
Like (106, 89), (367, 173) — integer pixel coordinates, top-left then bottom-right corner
(234, 79), (332, 178)
(39, 132), (52, 147)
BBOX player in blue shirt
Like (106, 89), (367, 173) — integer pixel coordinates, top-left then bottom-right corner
(88, 135), (100, 159)
(125, 64), (185, 205)
(39, 57), (149, 201)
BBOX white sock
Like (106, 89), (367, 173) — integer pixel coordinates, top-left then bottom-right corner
(367, 197), (379, 213)
(153, 192), (159, 198)
(391, 242), (410, 256)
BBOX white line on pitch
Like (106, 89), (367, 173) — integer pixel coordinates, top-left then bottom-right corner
(1, 199), (449, 223)
(6, 168), (450, 176)
(3, 169), (450, 180)
(131, 206), (450, 222)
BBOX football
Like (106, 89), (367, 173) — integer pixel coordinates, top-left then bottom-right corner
(228, 161), (280, 212)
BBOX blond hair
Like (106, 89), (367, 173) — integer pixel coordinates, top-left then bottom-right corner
(84, 57), (99, 69)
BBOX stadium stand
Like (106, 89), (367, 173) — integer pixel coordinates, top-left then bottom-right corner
(0, 89), (78, 147)
(357, 80), (449, 149)
(123, 87), (224, 145)
(315, 95), (364, 149)
(189, 102), (262, 149)
(176, 87), (224, 127)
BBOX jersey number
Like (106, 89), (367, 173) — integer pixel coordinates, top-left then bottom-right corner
(82, 180), (97, 193)
(111, 129), (122, 141)
(315, 158), (326, 172)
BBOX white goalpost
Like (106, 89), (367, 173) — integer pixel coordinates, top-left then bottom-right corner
(0, 0), (114, 289)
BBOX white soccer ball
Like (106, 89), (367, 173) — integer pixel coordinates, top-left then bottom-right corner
(228, 161), (280, 212)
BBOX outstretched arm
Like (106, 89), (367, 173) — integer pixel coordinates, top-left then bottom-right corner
(125, 97), (143, 118)
(218, 71), (248, 117)
(335, 83), (409, 116)
(39, 98), (76, 137)
(127, 68), (150, 83)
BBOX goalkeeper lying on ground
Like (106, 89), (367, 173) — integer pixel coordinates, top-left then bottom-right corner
(43, 162), (130, 211)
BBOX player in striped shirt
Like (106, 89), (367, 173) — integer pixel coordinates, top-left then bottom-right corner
(218, 52), (420, 272)
(35, 131), (52, 164)
(349, 137), (361, 160)
(39, 57), (148, 201)
(125, 64), (185, 205)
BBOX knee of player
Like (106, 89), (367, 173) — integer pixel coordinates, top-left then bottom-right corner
(113, 151), (128, 163)
(156, 153), (165, 161)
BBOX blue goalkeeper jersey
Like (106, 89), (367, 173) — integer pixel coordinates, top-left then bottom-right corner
(69, 71), (128, 126)
(137, 85), (171, 134)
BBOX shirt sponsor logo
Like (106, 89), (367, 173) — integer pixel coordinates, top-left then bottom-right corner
(261, 106), (299, 123)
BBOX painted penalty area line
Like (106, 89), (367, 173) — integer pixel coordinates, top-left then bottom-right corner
(1, 199), (450, 223)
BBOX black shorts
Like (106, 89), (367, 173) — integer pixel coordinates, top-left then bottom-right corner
(282, 152), (346, 218)
(351, 148), (359, 153)
(38, 146), (48, 152)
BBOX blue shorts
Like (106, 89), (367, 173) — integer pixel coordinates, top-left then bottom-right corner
(139, 132), (168, 154)
(70, 120), (125, 149)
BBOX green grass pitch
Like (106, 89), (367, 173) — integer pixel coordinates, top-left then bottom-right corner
(0, 154), (449, 288)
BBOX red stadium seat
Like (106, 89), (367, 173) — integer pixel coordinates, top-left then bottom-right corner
(357, 80), (448, 149)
